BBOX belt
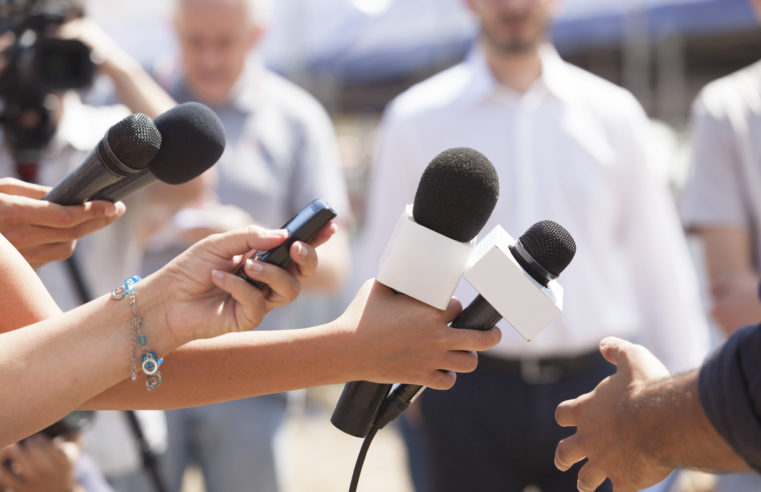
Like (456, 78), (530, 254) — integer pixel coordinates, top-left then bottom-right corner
(479, 349), (607, 384)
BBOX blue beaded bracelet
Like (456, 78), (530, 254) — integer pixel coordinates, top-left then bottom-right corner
(112, 275), (163, 391)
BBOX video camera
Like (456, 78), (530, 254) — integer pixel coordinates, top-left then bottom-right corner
(0, 0), (95, 153)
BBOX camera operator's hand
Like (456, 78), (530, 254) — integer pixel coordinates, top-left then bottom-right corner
(58, 17), (175, 118)
(0, 32), (14, 75)
(143, 223), (335, 348)
(0, 435), (81, 492)
(0, 178), (126, 268)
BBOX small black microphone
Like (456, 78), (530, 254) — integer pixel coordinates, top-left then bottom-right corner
(331, 147), (499, 438)
(43, 113), (161, 204)
(373, 220), (577, 430)
(91, 102), (225, 201)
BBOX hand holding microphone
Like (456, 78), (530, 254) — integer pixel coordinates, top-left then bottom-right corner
(331, 147), (500, 438)
(374, 220), (577, 429)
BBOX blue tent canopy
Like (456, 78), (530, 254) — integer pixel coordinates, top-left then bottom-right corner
(262, 0), (757, 83)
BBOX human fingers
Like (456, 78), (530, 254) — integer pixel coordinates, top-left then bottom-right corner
(210, 268), (266, 331)
(285, 241), (318, 280)
(438, 350), (479, 375)
(0, 177), (49, 199)
(555, 396), (582, 428)
(554, 434), (587, 472)
(442, 296), (463, 322)
(421, 370), (458, 390)
(1, 443), (30, 481)
(446, 325), (502, 353)
(0, 462), (23, 489)
(18, 435), (58, 476)
(16, 241), (77, 268)
(203, 226), (288, 260)
(576, 461), (608, 492)
(1, 195), (125, 229)
(241, 258), (301, 309)
(599, 336), (668, 381)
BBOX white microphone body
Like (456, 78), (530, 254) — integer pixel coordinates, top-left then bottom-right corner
(377, 205), (474, 310)
(464, 225), (563, 341)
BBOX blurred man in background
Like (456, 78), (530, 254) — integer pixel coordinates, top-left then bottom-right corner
(142, 0), (352, 491)
(680, 1), (761, 490)
(357, 0), (710, 490)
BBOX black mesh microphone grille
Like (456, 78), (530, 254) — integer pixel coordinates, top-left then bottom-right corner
(519, 220), (576, 277)
(149, 102), (226, 184)
(106, 113), (162, 170)
(413, 147), (499, 242)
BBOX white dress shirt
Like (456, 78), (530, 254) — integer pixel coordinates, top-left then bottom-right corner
(357, 44), (709, 371)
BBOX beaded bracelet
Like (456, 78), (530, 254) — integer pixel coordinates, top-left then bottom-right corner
(111, 275), (163, 391)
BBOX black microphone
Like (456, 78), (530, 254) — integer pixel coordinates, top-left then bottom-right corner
(331, 147), (499, 438)
(373, 220), (577, 430)
(90, 102), (226, 201)
(42, 113), (162, 204)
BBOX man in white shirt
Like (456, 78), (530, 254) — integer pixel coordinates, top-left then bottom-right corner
(358, 0), (709, 490)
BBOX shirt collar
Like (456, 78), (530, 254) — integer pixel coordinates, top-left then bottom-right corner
(458, 42), (575, 106)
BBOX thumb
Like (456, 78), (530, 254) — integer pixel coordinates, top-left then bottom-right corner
(598, 336), (632, 368)
(204, 225), (288, 259)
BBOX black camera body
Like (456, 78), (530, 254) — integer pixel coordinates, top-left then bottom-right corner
(0, 0), (95, 154)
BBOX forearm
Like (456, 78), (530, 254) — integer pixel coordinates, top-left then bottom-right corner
(0, 276), (174, 445)
(101, 53), (175, 118)
(634, 370), (749, 472)
(82, 322), (359, 409)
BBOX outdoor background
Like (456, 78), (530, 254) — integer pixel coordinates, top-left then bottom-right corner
(84, 1), (761, 490)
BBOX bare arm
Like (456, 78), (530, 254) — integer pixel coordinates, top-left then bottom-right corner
(0, 226), (319, 445)
(554, 337), (747, 492)
(82, 280), (500, 410)
(691, 226), (761, 335)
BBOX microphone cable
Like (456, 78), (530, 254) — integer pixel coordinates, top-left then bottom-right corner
(348, 425), (379, 492)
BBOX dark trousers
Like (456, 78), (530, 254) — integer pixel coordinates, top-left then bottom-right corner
(413, 351), (615, 492)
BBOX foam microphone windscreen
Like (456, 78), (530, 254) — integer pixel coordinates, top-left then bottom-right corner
(150, 101), (226, 184)
(413, 147), (499, 242)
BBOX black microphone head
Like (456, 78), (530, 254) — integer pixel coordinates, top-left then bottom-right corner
(105, 113), (162, 171)
(412, 147), (499, 242)
(149, 102), (226, 184)
(518, 220), (576, 279)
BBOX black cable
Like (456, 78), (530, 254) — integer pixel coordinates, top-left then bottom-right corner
(348, 425), (379, 492)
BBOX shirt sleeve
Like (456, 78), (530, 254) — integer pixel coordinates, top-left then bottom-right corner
(681, 89), (748, 229)
(699, 323), (761, 471)
(615, 94), (710, 372)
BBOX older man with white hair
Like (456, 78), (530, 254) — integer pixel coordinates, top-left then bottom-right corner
(142, 1), (352, 491)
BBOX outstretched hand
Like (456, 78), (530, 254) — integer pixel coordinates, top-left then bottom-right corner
(554, 337), (672, 492)
(151, 223), (336, 346)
